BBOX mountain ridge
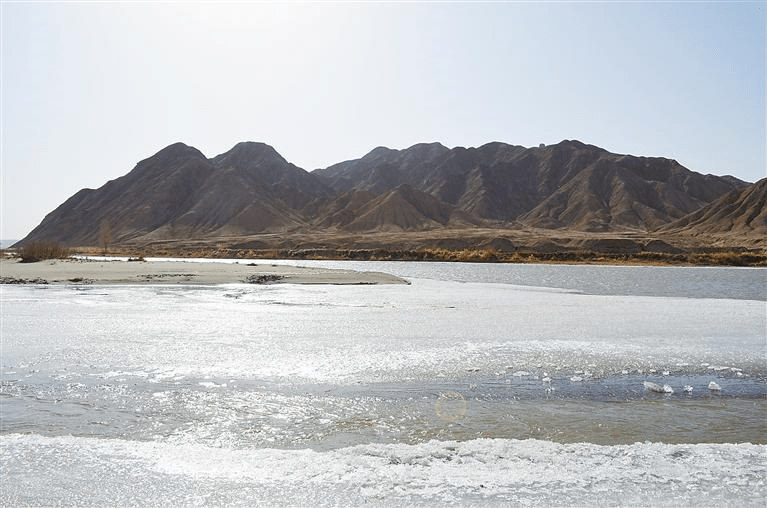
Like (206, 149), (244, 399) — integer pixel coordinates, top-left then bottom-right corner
(17, 139), (759, 249)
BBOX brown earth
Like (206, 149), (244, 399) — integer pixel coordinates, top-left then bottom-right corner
(64, 227), (767, 267)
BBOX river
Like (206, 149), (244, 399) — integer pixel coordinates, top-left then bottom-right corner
(1, 260), (765, 506)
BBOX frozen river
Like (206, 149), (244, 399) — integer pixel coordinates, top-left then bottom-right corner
(1, 261), (765, 506)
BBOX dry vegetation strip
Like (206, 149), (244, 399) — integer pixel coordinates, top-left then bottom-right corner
(16, 241), (71, 263)
(64, 244), (767, 267)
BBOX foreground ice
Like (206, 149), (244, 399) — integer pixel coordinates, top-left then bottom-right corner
(2, 266), (765, 506)
(1, 434), (764, 507)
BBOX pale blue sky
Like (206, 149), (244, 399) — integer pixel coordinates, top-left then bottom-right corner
(2, 1), (765, 239)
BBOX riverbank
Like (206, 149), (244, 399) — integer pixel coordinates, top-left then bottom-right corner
(6, 225), (767, 267)
(0, 258), (408, 285)
(65, 245), (767, 267)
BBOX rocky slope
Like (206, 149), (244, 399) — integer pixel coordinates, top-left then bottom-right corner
(21, 142), (330, 245)
(660, 178), (767, 236)
(17, 140), (754, 247)
(315, 140), (744, 232)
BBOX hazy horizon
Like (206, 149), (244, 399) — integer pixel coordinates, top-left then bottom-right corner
(2, 2), (765, 239)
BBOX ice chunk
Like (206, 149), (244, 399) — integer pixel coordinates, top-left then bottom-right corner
(198, 381), (226, 388)
(643, 381), (673, 394)
(708, 381), (721, 391)
(643, 381), (663, 392)
(683, 385), (693, 393)
(570, 376), (583, 382)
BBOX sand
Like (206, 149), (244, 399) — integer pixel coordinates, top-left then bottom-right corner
(0, 258), (408, 286)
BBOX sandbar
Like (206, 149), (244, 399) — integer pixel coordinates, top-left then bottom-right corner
(0, 258), (408, 286)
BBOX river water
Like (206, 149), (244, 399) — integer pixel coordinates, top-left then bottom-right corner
(1, 261), (765, 506)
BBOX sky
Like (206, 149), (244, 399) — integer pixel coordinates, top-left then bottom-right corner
(1, 1), (765, 240)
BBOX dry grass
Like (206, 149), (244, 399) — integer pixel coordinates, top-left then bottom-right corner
(64, 241), (767, 267)
(17, 241), (71, 263)
(420, 247), (501, 262)
(272, 247), (767, 267)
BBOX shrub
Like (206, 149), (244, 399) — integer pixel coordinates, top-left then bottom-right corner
(17, 241), (71, 263)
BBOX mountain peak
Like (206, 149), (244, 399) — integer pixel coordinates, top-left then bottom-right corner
(149, 142), (206, 159)
(213, 141), (287, 169)
(552, 139), (607, 152)
(405, 141), (449, 152)
(132, 142), (207, 175)
(361, 142), (449, 160)
(362, 146), (397, 160)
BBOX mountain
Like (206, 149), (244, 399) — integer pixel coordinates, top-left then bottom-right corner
(516, 147), (742, 231)
(339, 184), (462, 232)
(660, 178), (767, 236)
(314, 140), (745, 232)
(314, 142), (453, 195)
(21, 142), (330, 245)
(17, 139), (754, 248)
(21, 143), (214, 245)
